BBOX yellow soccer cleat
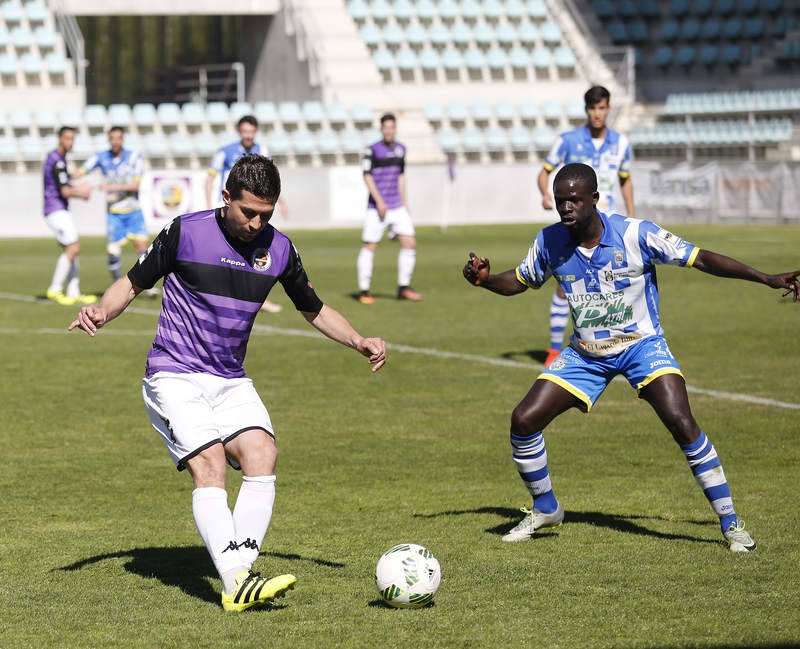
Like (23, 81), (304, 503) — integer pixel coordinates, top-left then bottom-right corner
(73, 293), (98, 305)
(46, 289), (77, 306)
(221, 571), (296, 612)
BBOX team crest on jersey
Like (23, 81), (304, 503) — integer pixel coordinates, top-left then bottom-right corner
(252, 249), (272, 271)
(613, 249), (624, 265)
(549, 357), (567, 371)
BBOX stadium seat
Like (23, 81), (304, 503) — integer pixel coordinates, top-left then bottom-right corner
(517, 22), (538, 46)
(531, 47), (553, 68)
(496, 22), (517, 47)
(473, 23), (495, 47)
(424, 102), (444, 123)
(382, 23), (405, 48)
(508, 46), (530, 69)
(0, 53), (17, 77)
(539, 22), (562, 45)
(144, 133), (168, 158)
(339, 128), (363, 154)
(0, 135), (16, 160)
(419, 48), (441, 70)
(395, 48), (418, 71)
(658, 20), (679, 41)
(156, 102), (181, 128)
(265, 130), (290, 156)
(302, 101), (326, 126)
(505, 0), (526, 22)
(85, 104), (107, 129)
(361, 128), (382, 146)
(19, 52), (41, 75)
(627, 22), (648, 43)
(24, 0), (47, 24)
(698, 44), (718, 65)
(565, 98), (585, 120)
(679, 19), (700, 40)
(291, 130), (315, 156)
(9, 106), (31, 132)
(71, 134), (93, 159)
(541, 100), (561, 121)
(532, 125), (555, 149)
(607, 22), (627, 43)
(676, 45), (695, 66)
(229, 101), (254, 123)
(438, 0), (459, 21)
(206, 102), (230, 127)
(316, 129), (339, 155)
(451, 22), (473, 48)
(59, 106), (81, 128)
(495, 101), (515, 123)
(721, 43), (741, 64)
(486, 47), (507, 70)
(372, 48), (394, 71)
(193, 132), (218, 156)
(181, 103), (205, 128)
(743, 17), (764, 40)
(350, 104), (374, 126)
(278, 101), (302, 126)
(254, 101), (278, 125)
(44, 51), (66, 76)
(508, 125), (531, 150)
(326, 102), (349, 126)
(700, 18), (721, 39)
(526, 0), (547, 20)
(460, 0), (480, 22)
(436, 127), (459, 153)
(0, 25), (8, 49)
(393, 0), (414, 22)
(518, 100), (539, 122)
(11, 26), (33, 50)
(669, 0), (689, 16)
(485, 126), (508, 151)
(722, 18), (742, 40)
(169, 133), (194, 157)
(554, 46), (576, 68)
(347, 0), (368, 22)
(447, 100), (469, 122)
(416, 0), (436, 22)
(2, 2), (23, 24)
(471, 101), (492, 123)
(108, 104), (132, 127)
(592, 0), (613, 18)
(638, 0), (658, 16)
(738, 0), (758, 13)
(19, 134), (42, 160)
(689, 0), (713, 15)
(405, 23), (427, 48)
(429, 23), (451, 47)
(34, 105), (56, 132)
(483, 0), (504, 21)
(459, 126), (484, 152)
(441, 47), (464, 70)
(716, 0), (735, 14)
(370, 0), (391, 22)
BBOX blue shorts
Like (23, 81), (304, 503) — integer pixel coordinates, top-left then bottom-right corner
(107, 209), (148, 245)
(539, 336), (683, 412)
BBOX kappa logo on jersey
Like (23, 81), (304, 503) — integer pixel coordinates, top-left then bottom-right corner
(252, 249), (272, 271)
(220, 257), (246, 267)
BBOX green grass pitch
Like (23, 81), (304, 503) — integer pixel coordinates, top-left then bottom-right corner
(0, 223), (798, 649)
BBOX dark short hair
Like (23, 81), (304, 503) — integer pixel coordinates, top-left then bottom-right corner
(380, 113), (396, 125)
(109, 125), (124, 134)
(554, 162), (598, 194)
(237, 115), (258, 129)
(58, 126), (75, 137)
(584, 86), (610, 109)
(226, 154), (281, 202)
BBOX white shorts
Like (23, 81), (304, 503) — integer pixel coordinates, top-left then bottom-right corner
(142, 371), (274, 471)
(362, 206), (415, 243)
(44, 209), (79, 246)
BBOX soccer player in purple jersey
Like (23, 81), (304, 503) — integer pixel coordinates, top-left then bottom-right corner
(69, 155), (387, 611)
(463, 163), (800, 552)
(357, 113), (422, 304)
(43, 126), (95, 306)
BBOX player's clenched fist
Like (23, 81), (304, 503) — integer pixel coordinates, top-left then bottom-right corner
(68, 305), (108, 337)
(463, 252), (490, 286)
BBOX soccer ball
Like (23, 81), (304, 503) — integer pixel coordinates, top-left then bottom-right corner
(375, 543), (441, 608)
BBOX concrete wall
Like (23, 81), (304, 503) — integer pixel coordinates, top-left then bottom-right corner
(61, 0), (280, 15)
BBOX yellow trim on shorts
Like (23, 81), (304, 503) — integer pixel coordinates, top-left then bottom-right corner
(128, 234), (149, 241)
(515, 267), (539, 289)
(618, 170), (630, 179)
(636, 367), (684, 393)
(543, 162), (556, 172)
(685, 247), (699, 268)
(538, 373), (593, 412)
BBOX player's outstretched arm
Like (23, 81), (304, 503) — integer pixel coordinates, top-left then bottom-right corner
(68, 276), (143, 337)
(692, 250), (800, 301)
(302, 304), (387, 372)
(462, 252), (528, 296)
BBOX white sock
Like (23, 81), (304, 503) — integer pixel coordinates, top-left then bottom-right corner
(398, 248), (416, 287)
(49, 253), (71, 294)
(232, 475), (276, 570)
(192, 487), (247, 593)
(357, 247), (375, 292)
(65, 257), (80, 298)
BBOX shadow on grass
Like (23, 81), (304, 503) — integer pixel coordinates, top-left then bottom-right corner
(367, 599), (436, 609)
(56, 546), (345, 605)
(500, 349), (549, 365)
(413, 507), (719, 545)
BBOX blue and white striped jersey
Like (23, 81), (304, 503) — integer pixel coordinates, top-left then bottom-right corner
(516, 212), (699, 357)
(80, 148), (143, 214)
(544, 125), (632, 213)
(209, 141), (268, 201)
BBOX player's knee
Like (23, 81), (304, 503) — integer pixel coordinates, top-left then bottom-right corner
(186, 444), (227, 487)
(510, 404), (541, 437)
(664, 411), (699, 445)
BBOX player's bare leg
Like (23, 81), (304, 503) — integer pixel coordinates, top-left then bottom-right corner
(397, 235), (421, 301)
(640, 374), (755, 552)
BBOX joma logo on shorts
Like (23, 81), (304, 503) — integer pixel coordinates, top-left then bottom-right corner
(220, 257), (246, 267)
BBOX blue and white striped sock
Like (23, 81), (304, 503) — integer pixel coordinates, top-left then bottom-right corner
(681, 431), (738, 532)
(549, 293), (569, 350)
(510, 431), (558, 514)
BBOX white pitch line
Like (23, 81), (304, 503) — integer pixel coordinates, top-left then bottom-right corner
(3, 291), (799, 410)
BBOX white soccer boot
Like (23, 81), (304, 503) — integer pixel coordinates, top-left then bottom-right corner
(724, 520), (756, 553)
(502, 502), (564, 542)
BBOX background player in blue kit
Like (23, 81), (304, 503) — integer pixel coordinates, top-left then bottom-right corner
(356, 113), (422, 304)
(73, 126), (152, 287)
(537, 87), (634, 368)
(207, 114), (289, 313)
(69, 155), (387, 611)
(464, 163), (799, 552)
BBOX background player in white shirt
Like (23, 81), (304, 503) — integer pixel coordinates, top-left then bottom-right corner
(537, 86), (634, 367)
(463, 163), (799, 552)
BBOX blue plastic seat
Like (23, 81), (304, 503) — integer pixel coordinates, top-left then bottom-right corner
(458, 0), (479, 22)
(607, 21), (627, 43)
(395, 48), (418, 70)
(592, 0), (614, 18)
(541, 99), (561, 121)
(372, 48), (394, 71)
(24, 0), (47, 23)
(0, 136), (17, 160)
(505, 0), (526, 21)
(508, 125), (531, 150)
(0, 26), (8, 49)
(11, 26), (33, 50)
(508, 46), (530, 68)
(19, 134), (42, 160)
(419, 48), (441, 69)
(429, 23), (451, 47)
(416, 0), (437, 21)
(743, 17), (764, 39)
(20, 52), (41, 75)
(460, 126), (484, 152)
(34, 105), (56, 130)
(721, 43), (741, 64)
(482, 0), (504, 21)
(526, 0), (547, 20)
(316, 129), (340, 155)
(670, 0), (689, 16)
(540, 22), (562, 44)
(722, 18), (742, 39)
(495, 100), (515, 122)
(144, 133), (168, 158)
(370, 0), (391, 22)
(351, 103), (374, 125)
(473, 22), (495, 47)
(438, 0), (459, 21)
(652, 46), (673, 66)
(10, 106), (31, 130)
(424, 102), (444, 122)
(690, 0), (712, 15)
(485, 126), (507, 151)
(193, 132), (218, 156)
(518, 100), (539, 122)
(2, 2), (24, 24)
(156, 102), (181, 127)
(340, 128), (363, 154)
(496, 22), (517, 46)
(382, 23), (405, 47)
(70, 134), (93, 159)
(486, 47), (507, 69)
(326, 102), (349, 126)
(405, 23), (427, 47)
(700, 18), (721, 39)
(676, 45), (695, 65)
(517, 22), (538, 46)
(441, 47), (464, 69)
(471, 101), (492, 122)
(169, 133), (194, 157)
(738, 0), (758, 13)
(108, 103), (132, 127)
(680, 19), (700, 40)
(638, 0), (658, 16)
(229, 101), (254, 123)
(659, 20), (679, 41)
(716, 0), (735, 14)
(531, 47), (553, 68)
(44, 51), (66, 76)
(266, 130), (290, 156)
(278, 101), (302, 125)
(291, 130), (315, 155)
(565, 98), (585, 120)
(59, 106), (81, 128)
(33, 25), (56, 50)
(451, 22), (473, 47)
(532, 125), (555, 149)
(616, 0), (636, 16)
(447, 100), (469, 122)
(627, 22), (648, 42)
(181, 103), (205, 127)
(393, 0), (414, 21)
(206, 102), (230, 127)
(347, 0), (369, 21)
(436, 127), (459, 153)
(698, 44), (718, 65)
(360, 23), (382, 47)
(302, 101), (326, 125)
(85, 104), (107, 129)
(0, 53), (18, 76)
(554, 46), (576, 68)
(254, 101), (278, 125)
(465, 47), (487, 69)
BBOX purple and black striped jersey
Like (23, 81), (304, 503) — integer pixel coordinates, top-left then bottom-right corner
(43, 149), (70, 215)
(362, 140), (406, 209)
(128, 209), (323, 379)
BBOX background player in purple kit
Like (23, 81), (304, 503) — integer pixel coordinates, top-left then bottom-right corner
(356, 113), (422, 304)
(43, 127), (96, 306)
(69, 155), (387, 611)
